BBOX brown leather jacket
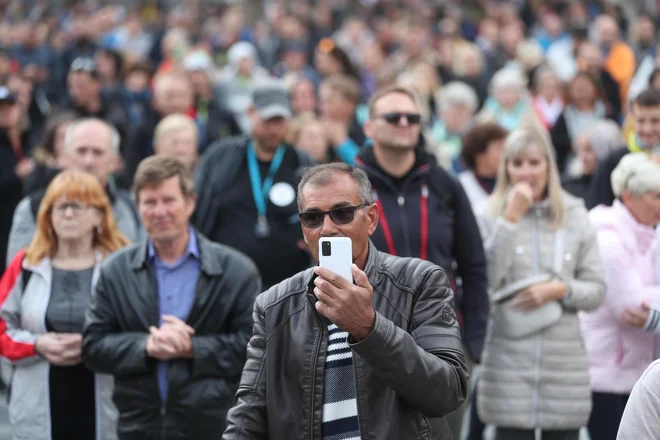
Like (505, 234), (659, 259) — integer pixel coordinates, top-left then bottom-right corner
(223, 241), (468, 440)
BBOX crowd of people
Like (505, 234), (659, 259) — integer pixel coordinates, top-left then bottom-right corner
(0, 0), (659, 439)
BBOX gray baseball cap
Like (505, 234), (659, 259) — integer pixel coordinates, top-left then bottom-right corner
(252, 80), (292, 120)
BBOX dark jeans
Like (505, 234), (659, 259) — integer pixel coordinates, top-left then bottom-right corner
(495, 428), (580, 440)
(587, 392), (629, 440)
(466, 382), (486, 440)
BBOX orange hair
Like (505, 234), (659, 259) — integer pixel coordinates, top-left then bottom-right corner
(24, 170), (130, 265)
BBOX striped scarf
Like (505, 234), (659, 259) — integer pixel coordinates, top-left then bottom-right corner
(322, 320), (360, 440)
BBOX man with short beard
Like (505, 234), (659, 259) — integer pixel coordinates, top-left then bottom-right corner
(194, 80), (315, 289)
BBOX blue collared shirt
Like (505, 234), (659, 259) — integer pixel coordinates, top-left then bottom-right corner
(148, 226), (201, 402)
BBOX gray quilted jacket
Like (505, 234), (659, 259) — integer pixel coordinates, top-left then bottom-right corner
(476, 192), (605, 430)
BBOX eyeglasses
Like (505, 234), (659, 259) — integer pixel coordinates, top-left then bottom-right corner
(299, 204), (366, 229)
(53, 202), (90, 216)
(374, 112), (422, 126)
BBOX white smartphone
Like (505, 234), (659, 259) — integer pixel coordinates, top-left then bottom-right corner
(318, 237), (353, 283)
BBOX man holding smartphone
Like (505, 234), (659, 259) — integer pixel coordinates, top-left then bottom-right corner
(223, 162), (468, 440)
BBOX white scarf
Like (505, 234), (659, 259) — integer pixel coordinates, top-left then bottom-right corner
(534, 96), (564, 126)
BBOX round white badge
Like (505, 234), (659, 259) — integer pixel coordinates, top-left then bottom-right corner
(269, 182), (296, 207)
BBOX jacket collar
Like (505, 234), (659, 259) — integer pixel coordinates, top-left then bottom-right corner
(589, 200), (657, 255)
(355, 145), (433, 189)
(357, 144), (433, 172)
(363, 240), (382, 282)
(23, 250), (104, 282)
(130, 227), (224, 276)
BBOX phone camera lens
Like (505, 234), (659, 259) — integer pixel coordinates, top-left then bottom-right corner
(322, 241), (331, 256)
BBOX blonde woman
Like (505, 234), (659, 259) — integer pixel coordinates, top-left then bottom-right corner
(287, 112), (331, 163)
(476, 123), (605, 440)
(153, 114), (199, 172)
(397, 61), (442, 125)
(0, 170), (129, 440)
(450, 42), (488, 107)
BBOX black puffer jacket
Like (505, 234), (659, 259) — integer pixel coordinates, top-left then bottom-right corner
(355, 146), (489, 362)
(0, 131), (22, 275)
(82, 230), (261, 440)
(223, 241), (468, 440)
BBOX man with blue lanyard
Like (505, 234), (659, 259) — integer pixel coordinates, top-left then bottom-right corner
(194, 79), (316, 289)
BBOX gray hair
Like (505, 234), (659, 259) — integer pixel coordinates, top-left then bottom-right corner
(489, 67), (527, 94)
(533, 66), (559, 90)
(297, 163), (373, 211)
(64, 118), (121, 156)
(437, 81), (479, 114)
(611, 152), (660, 197)
(582, 120), (622, 161)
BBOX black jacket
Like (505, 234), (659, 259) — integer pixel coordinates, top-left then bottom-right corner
(192, 135), (315, 238)
(196, 94), (243, 153)
(0, 132), (22, 274)
(550, 110), (618, 175)
(549, 113), (574, 174)
(122, 107), (161, 188)
(61, 91), (130, 153)
(223, 241), (468, 440)
(121, 105), (241, 188)
(586, 147), (628, 209)
(561, 174), (592, 202)
(355, 146), (489, 361)
(82, 231), (262, 439)
(22, 163), (60, 196)
(597, 69), (622, 123)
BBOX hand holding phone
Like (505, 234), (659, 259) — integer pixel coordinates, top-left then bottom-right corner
(315, 238), (375, 341)
(318, 237), (353, 283)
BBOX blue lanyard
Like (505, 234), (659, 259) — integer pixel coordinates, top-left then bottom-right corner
(247, 142), (286, 218)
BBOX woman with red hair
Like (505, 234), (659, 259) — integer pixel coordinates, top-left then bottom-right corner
(0, 170), (129, 440)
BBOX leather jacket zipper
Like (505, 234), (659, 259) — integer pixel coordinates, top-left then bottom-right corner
(352, 359), (363, 435)
(161, 405), (166, 440)
(310, 302), (325, 439)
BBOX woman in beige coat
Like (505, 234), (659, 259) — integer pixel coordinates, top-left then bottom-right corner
(476, 124), (605, 440)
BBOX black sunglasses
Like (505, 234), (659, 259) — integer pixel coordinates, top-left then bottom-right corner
(374, 112), (422, 125)
(299, 204), (366, 229)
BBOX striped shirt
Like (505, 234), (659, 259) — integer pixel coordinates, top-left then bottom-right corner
(322, 320), (360, 440)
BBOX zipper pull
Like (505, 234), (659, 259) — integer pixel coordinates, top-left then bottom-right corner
(397, 195), (405, 207)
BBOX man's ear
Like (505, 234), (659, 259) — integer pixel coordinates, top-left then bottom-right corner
(366, 203), (379, 236)
(363, 119), (374, 139)
(186, 195), (197, 218)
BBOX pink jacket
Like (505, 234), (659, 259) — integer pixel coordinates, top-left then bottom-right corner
(580, 201), (660, 394)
